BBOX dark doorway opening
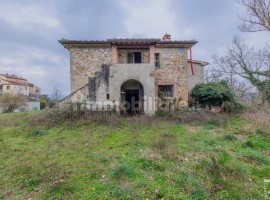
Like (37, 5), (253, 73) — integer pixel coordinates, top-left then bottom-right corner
(124, 89), (140, 115)
(121, 79), (144, 115)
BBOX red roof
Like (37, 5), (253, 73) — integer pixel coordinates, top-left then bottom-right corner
(4, 79), (28, 86)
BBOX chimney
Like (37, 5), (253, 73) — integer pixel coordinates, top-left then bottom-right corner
(162, 33), (171, 41)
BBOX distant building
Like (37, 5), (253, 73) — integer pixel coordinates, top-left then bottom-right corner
(0, 74), (41, 112)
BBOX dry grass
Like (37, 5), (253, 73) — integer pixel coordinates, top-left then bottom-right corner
(243, 104), (270, 132)
(179, 111), (228, 126)
(156, 110), (229, 127)
(27, 109), (121, 128)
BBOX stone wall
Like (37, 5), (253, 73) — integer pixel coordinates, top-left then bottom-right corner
(67, 45), (190, 112)
(117, 49), (150, 64)
(153, 48), (189, 108)
(70, 47), (112, 93)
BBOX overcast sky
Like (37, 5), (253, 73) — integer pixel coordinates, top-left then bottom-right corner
(0, 0), (269, 95)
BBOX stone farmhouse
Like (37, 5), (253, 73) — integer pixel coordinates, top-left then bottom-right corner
(59, 34), (208, 115)
(0, 74), (41, 112)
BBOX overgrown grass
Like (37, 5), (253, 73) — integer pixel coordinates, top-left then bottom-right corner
(243, 104), (270, 132)
(0, 110), (269, 199)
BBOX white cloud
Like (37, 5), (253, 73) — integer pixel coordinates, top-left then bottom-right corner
(244, 32), (270, 50)
(0, 45), (69, 94)
(119, 0), (179, 39)
(0, 2), (66, 34)
(0, 45), (62, 67)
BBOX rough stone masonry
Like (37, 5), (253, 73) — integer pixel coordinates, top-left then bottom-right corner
(58, 34), (208, 115)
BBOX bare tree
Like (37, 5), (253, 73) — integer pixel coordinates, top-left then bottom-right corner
(0, 84), (29, 112)
(207, 0), (270, 103)
(206, 61), (255, 102)
(48, 87), (63, 108)
(213, 36), (270, 102)
(205, 69), (223, 83)
(52, 87), (62, 101)
(0, 93), (27, 112)
(237, 0), (270, 32)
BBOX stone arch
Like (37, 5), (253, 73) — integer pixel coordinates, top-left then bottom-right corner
(109, 64), (156, 115)
(120, 79), (144, 115)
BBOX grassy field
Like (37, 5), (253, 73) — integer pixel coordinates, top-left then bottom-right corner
(0, 111), (269, 199)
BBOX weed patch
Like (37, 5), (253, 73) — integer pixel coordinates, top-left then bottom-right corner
(204, 124), (217, 130)
(17, 175), (42, 191)
(152, 132), (179, 160)
(136, 158), (165, 171)
(223, 134), (238, 141)
(112, 164), (134, 179)
(218, 152), (231, 165)
(240, 149), (270, 165)
(255, 128), (269, 136)
(29, 128), (50, 137)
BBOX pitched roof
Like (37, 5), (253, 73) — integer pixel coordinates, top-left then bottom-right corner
(0, 74), (40, 88)
(59, 38), (198, 47)
(0, 74), (27, 81)
(4, 79), (28, 86)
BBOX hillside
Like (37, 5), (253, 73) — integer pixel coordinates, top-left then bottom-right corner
(0, 111), (269, 199)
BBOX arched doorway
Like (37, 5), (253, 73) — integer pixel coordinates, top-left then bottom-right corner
(120, 79), (144, 115)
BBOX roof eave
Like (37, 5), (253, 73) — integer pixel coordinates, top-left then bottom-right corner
(188, 59), (209, 66)
(58, 39), (198, 49)
(157, 40), (198, 48)
(58, 40), (111, 49)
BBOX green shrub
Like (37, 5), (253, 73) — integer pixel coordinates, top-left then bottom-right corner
(191, 81), (242, 113)
(224, 101), (244, 113)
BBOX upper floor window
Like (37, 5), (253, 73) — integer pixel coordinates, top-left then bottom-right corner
(6, 86), (10, 90)
(155, 53), (160, 68)
(158, 85), (173, 97)
(127, 52), (142, 63)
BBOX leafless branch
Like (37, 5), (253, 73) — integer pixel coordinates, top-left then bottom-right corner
(212, 36), (270, 101)
(237, 0), (270, 32)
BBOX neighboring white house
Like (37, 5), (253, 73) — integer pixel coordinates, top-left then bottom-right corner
(0, 74), (41, 113)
